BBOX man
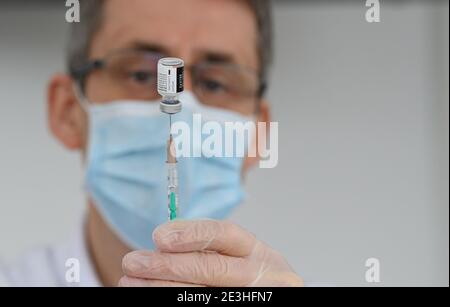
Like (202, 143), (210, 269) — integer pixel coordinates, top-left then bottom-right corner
(0, 0), (303, 287)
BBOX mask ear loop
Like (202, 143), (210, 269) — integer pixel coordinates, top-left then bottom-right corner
(73, 82), (91, 112)
(72, 81), (94, 188)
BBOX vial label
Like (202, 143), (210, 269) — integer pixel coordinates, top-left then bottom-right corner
(176, 66), (184, 93)
(158, 65), (184, 95)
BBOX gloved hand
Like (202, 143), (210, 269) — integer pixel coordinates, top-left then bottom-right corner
(119, 220), (303, 287)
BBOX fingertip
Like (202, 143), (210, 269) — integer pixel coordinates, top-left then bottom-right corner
(118, 276), (131, 287)
(152, 221), (177, 242)
(122, 250), (152, 275)
(121, 252), (136, 275)
(153, 223), (186, 251)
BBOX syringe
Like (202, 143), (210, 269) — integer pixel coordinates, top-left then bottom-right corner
(157, 57), (184, 221)
(166, 134), (178, 221)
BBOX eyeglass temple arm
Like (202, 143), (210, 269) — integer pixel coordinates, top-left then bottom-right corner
(254, 81), (267, 114)
(70, 60), (105, 93)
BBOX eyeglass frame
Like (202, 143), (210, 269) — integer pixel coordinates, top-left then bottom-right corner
(69, 48), (268, 114)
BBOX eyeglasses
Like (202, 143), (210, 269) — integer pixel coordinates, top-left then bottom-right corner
(71, 49), (266, 115)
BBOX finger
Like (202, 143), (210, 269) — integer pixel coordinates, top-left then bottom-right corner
(122, 250), (261, 287)
(118, 276), (205, 287)
(153, 220), (257, 257)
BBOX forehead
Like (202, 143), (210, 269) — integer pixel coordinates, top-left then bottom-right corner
(90, 0), (259, 70)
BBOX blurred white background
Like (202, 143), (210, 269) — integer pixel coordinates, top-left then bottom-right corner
(0, 1), (448, 286)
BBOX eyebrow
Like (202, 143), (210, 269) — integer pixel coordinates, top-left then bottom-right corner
(201, 51), (235, 65)
(126, 41), (169, 55)
(123, 41), (238, 66)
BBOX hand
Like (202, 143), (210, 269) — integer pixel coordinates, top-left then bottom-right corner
(119, 220), (303, 287)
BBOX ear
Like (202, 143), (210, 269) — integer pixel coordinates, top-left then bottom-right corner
(242, 99), (271, 172)
(47, 74), (87, 151)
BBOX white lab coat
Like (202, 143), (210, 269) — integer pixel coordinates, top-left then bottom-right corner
(0, 217), (101, 287)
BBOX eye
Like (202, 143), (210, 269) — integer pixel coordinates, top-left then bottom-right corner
(129, 70), (155, 84)
(199, 79), (228, 94)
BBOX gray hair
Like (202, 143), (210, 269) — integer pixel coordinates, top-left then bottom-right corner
(67, 0), (273, 83)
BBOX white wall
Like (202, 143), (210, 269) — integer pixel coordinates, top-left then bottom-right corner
(0, 2), (448, 286)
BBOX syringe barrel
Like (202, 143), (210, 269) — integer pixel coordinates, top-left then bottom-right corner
(167, 162), (178, 220)
(167, 162), (178, 188)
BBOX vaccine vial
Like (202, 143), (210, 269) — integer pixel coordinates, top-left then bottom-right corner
(157, 58), (184, 114)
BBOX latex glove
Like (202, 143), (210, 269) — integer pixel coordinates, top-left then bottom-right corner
(119, 220), (303, 287)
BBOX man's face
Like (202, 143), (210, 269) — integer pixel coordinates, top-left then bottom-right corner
(88, 0), (258, 100)
(48, 0), (268, 169)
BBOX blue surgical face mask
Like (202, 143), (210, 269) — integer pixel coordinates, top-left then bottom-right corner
(82, 91), (253, 250)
